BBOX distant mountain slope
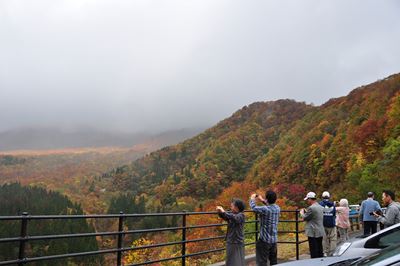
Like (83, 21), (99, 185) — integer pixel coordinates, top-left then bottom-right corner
(106, 100), (313, 201)
(106, 73), (400, 209)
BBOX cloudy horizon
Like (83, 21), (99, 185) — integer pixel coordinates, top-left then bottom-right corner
(1, 0), (400, 133)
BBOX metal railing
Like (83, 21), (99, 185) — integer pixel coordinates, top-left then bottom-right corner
(0, 209), (307, 265)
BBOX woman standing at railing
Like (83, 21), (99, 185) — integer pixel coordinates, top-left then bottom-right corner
(216, 199), (246, 266)
(336, 198), (350, 243)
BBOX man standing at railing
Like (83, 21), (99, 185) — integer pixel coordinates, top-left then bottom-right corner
(300, 192), (325, 258)
(249, 191), (280, 266)
(359, 192), (381, 237)
(319, 191), (337, 256)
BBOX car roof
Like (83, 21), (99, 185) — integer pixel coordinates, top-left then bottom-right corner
(278, 256), (361, 266)
(351, 244), (400, 265)
(348, 223), (400, 245)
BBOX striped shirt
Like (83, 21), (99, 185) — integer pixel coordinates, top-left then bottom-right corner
(249, 199), (280, 243)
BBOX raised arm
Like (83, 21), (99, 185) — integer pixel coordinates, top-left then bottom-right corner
(249, 198), (268, 214)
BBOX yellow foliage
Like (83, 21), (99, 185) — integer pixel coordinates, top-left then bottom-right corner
(124, 238), (154, 265)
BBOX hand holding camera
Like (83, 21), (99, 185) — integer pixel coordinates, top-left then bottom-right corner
(370, 210), (382, 217)
(216, 206), (225, 213)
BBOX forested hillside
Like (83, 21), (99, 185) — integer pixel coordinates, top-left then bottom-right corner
(107, 73), (400, 210)
(246, 74), (400, 203)
(106, 100), (313, 209)
(0, 183), (101, 265)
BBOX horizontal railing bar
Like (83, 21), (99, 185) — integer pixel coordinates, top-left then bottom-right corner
(121, 235), (228, 253)
(0, 259), (19, 266)
(127, 255), (182, 266)
(124, 226), (183, 234)
(185, 235), (225, 243)
(0, 208), (309, 265)
(186, 223), (227, 230)
(184, 247), (226, 258)
(0, 226), (300, 243)
(0, 237), (20, 243)
(0, 209), (302, 221)
(124, 240), (182, 251)
(0, 248), (120, 265)
(0, 236), (307, 265)
(278, 230), (302, 234)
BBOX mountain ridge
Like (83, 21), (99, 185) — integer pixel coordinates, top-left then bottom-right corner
(105, 73), (400, 211)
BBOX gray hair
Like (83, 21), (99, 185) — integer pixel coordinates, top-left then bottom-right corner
(339, 198), (349, 207)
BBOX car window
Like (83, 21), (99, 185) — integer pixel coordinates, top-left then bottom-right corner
(364, 227), (400, 249)
(378, 229), (400, 248)
(352, 245), (400, 265)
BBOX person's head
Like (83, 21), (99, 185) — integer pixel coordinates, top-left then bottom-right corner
(339, 198), (349, 207)
(322, 191), (330, 200)
(231, 199), (245, 213)
(265, 190), (277, 204)
(367, 192), (374, 198)
(304, 192), (317, 205)
(382, 190), (395, 206)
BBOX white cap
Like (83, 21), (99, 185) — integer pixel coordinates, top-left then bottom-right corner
(304, 192), (317, 200)
(322, 191), (330, 198)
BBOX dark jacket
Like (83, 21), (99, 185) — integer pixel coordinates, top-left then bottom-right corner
(319, 200), (336, 228)
(218, 211), (245, 244)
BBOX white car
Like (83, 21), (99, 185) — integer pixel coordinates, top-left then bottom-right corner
(279, 244), (400, 266)
(278, 256), (361, 266)
(335, 244), (400, 266)
(333, 223), (400, 258)
(279, 224), (400, 266)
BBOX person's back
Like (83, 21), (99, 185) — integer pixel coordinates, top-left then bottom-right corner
(360, 192), (381, 236)
(223, 212), (245, 244)
(336, 199), (350, 243)
(216, 199), (246, 266)
(360, 198), (381, 222)
(306, 202), (325, 237)
(319, 191), (337, 256)
(320, 199), (336, 228)
(250, 191), (280, 265)
(301, 192), (325, 259)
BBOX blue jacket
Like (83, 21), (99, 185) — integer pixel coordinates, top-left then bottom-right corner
(319, 200), (336, 228)
(360, 198), (381, 222)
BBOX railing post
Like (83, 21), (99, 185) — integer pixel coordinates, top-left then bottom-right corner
(295, 209), (300, 260)
(18, 212), (29, 266)
(181, 211), (187, 266)
(117, 211), (124, 266)
(254, 212), (259, 242)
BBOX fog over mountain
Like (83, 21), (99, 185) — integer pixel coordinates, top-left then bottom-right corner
(1, 0), (400, 133)
(0, 127), (203, 151)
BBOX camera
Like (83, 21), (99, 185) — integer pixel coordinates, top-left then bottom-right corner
(369, 210), (382, 216)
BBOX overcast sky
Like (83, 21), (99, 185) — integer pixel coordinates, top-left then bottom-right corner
(1, 0), (400, 133)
